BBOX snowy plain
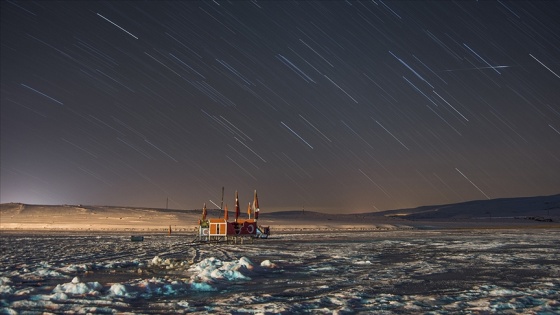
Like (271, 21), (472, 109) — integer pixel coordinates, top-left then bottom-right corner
(1, 229), (559, 314)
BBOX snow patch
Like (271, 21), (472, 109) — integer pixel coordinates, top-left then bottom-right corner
(190, 281), (217, 292)
(53, 277), (102, 295)
(354, 260), (373, 265)
(109, 283), (129, 297)
(261, 260), (278, 268)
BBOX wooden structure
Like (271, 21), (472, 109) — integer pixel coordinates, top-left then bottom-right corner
(195, 190), (269, 244)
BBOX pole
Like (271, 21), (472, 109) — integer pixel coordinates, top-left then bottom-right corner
(221, 186), (224, 210)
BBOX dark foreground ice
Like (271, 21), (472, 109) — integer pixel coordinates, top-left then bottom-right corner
(1, 229), (559, 314)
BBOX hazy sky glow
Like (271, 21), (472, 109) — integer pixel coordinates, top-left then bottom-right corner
(1, 1), (559, 213)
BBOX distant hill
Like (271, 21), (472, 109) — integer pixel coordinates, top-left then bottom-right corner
(365, 194), (560, 220)
(1, 194), (559, 231)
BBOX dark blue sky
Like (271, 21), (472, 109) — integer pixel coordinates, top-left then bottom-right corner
(1, 1), (559, 212)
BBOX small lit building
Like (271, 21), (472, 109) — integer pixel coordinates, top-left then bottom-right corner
(196, 190), (268, 243)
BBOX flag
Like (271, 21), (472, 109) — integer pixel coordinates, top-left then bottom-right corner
(224, 204), (228, 221)
(253, 190), (260, 220)
(234, 191), (240, 222)
(253, 190), (259, 209)
(247, 202), (252, 218)
(202, 203), (207, 221)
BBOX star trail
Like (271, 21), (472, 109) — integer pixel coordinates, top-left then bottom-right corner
(1, 1), (559, 213)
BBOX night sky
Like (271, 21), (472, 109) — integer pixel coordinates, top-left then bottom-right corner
(1, 1), (559, 213)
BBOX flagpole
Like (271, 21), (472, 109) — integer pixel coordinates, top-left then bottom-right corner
(220, 186), (224, 210)
(248, 202), (252, 219)
(234, 191), (240, 223)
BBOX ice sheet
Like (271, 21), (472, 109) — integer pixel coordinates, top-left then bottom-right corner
(1, 230), (558, 313)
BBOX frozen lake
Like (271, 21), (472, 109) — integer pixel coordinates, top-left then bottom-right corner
(1, 229), (559, 314)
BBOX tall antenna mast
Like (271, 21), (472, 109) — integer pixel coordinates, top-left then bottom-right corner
(220, 186), (224, 210)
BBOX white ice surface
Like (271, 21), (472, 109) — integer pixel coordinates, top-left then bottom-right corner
(1, 231), (558, 314)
